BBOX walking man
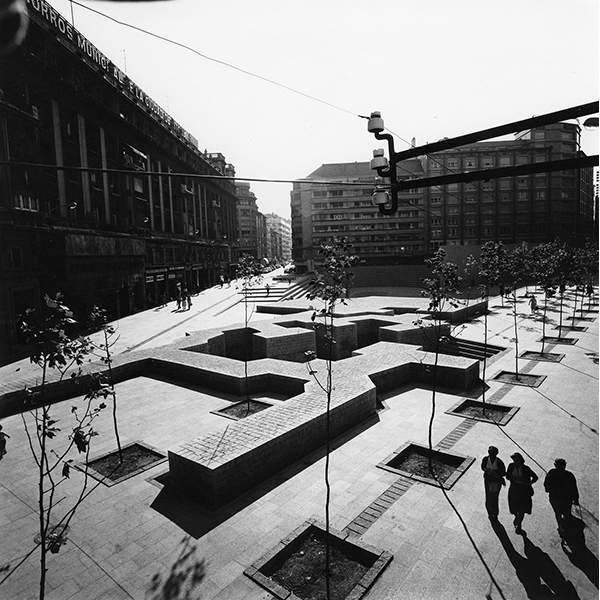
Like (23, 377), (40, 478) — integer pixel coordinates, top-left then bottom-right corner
(544, 458), (579, 533)
(265, 283), (270, 297)
(481, 446), (506, 521)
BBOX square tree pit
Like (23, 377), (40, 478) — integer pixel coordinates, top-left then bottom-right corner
(377, 442), (474, 489)
(493, 371), (546, 388)
(446, 399), (519, 425)
(82, 441), (167, 486)
(245, 519), (392, 600)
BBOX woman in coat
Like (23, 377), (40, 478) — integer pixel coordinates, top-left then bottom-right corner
(506, 452), (538, 533)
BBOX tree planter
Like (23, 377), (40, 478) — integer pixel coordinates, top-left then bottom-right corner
(245, 520), (392, 600)
(445, 399), (519, 425)
(211, 399), (271, 420)
(377, 442), (474, 489)
(519, 351), (564, 363)
(78, 441), (167, 486)
(540, 336), (578, 345)
(493, 371), (546, 388)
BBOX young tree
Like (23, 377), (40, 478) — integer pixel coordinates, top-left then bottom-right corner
(306, 237), (357, 600)
(421, 249), (461, 472)
(88, 307), (122, 462)
(504, 244), (528, 380)
(553, 242), (572, 339)
(478, 241), (504, 403)
(235, 254), (263, 414)
(531, 242), (557, 355)
(16, 294), (110, 600)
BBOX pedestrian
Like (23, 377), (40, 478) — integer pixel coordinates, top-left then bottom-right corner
(506, 452), (538, 534)
(529, 295), (538, 314)
(219, 274), (225, 288)
(176, 294), (181, 310)
(186, 289), (192, 310)
(544, 458), (579, 533)
(481, 446), (506, 521)
(0, 424), (10, 460)
(265, 283), (270, 297)
(181, 293), (187, 311)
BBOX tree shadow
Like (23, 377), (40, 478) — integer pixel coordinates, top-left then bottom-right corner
(559, 516), (598, 589)
(150, 414), (380, 538)
(146, 536), (205, 600)
(491, 521), (580, 599)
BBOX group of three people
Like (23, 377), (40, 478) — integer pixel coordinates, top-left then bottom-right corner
(482, 446), (579, 535)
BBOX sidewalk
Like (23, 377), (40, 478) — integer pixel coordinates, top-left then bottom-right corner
(0, 269), (288, 396)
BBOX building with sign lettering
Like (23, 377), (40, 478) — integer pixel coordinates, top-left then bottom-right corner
(0, 0), (240, 364)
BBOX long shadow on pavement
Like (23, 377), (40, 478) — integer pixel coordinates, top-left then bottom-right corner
(559, 516), (599, 589)
(150, 414), (380, 539)
(491, 520), (580, 599)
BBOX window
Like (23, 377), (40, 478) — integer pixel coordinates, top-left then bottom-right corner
(313, 191), (326, 198)
(133, 177), (144, 194)
(448, 216), (458, 225)
(516, 155), (529, 165)
(465, 158), (476, 168)
(446, 183), (458, 192)
(482, 157), (494, 168)
(465, 183), (477, 191)
(482, 182), (494, 191)
(533, 131), (545, 141)
(536, 191), (545, 201)
(499, 156), (511, 167)
(518, 191), (528, 201)
(431, 196), (441, 204)
(333, 214), (344, 220)
(430, 218), (441, 225)
(465, 195), (476, 203)
(13, 192), (39, 212)
(517, 177), (529, 188)
(447, 159), (458, 169)
(329, 190), (343, 197)
(431, 229), (442, 238)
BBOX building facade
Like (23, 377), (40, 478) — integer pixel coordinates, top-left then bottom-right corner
(0, 0), (239, 363)
(291, 160), (426, 272)
(265, 213), (292, 263)
(234, 181), (264, 259)
(291, 124), (595, 273)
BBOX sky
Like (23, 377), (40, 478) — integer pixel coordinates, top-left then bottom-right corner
(45, 0), (598, 218)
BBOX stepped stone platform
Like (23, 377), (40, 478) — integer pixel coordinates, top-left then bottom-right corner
(0, 296), (486, 508)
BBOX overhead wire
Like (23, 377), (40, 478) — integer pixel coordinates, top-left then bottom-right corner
(67, 0), (361, 118)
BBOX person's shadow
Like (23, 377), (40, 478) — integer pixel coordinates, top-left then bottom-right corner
(559, 515), (598, 589)
(491, 520), (580, 599)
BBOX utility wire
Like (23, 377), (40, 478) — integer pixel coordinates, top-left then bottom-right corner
(0, 160), (382, 187)
(68, 0), (361, 118)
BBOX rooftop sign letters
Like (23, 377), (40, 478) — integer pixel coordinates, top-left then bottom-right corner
(25, 0), (199, 150)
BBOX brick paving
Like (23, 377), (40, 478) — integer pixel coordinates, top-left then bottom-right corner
(0, 287), (596, 599)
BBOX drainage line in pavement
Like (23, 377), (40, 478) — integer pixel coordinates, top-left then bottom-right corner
(531, 388), (598, 435)
(558, 362), (599, 381)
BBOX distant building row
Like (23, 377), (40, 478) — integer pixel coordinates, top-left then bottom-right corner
(234, 183), (291, 264)
(291, 123), (596, 272)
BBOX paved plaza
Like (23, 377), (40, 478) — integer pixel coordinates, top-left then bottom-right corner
(0, 284), (597, 600)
